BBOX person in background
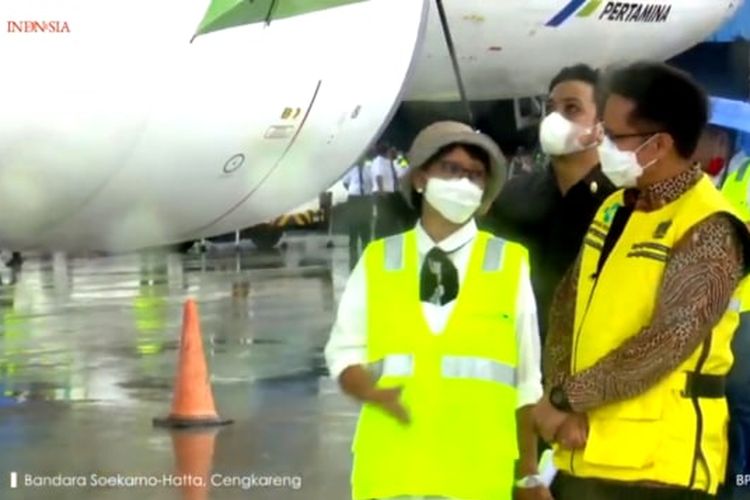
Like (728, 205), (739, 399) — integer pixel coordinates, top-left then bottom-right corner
(372, 142), (405, 238)
(708, 124), (750, 499)
(693, 125), (735, 187)
(393, 147), (410, 176)
(719, 281), (750, 500)
(326, 121), (548, 500)
(343, 158), (374, 270)
(482, 64), (615, 344)
(508, 146), (535, 179)
(537, 61), (750, 500)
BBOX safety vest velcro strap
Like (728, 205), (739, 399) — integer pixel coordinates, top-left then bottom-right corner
(681, 372), (726, 399)
(368, 354), (414, 379)
(441, 356), (517, 387)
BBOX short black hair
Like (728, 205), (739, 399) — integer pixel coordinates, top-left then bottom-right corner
(605, 61), (708, 159)
(374, 142), (389, 156)
(549, 64), (599, 93)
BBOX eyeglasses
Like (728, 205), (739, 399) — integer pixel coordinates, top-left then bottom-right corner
(602, 128), (666, 141)
(436, 160), (487, 184)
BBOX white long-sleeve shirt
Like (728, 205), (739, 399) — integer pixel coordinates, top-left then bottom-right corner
(370, 155), (399, 193)
(325, 219), (543, 408)
(344, 162), (373, 196)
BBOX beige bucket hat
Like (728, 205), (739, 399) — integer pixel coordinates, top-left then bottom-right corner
(402, 121), (507, 214)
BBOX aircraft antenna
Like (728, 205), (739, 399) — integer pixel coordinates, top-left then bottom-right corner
(265, 0), (280, 25)
(435, 0), (475, 127)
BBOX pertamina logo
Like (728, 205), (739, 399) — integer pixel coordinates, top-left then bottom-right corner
(546, 0), (671, 26)
(598, 2), (672, 23)
(7, 21), (70, 33)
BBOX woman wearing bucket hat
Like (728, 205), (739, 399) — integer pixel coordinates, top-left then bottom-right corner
(325, 121), (548, 500)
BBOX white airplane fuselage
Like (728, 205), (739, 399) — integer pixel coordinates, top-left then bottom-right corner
(0, 0), (739, 251)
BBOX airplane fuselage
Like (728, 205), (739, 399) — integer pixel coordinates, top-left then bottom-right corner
(0, 0), (738, 251)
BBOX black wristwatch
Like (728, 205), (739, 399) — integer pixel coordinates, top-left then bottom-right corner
(550, 385), (572, 412)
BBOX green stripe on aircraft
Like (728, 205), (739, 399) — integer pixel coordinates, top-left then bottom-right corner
(577, 0), (604, 17)
(195, 0), (367, 38)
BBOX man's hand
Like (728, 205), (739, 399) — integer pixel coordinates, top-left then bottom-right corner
(514, 486), (554, 500)
(555, 413), (588, 450)
(532, 396), (568, 443)
(367, 386), (410, 424)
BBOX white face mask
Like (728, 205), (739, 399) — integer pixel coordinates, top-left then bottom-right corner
(539, 112), (592, 156)
(424, 177), (483, 224)
(597, 135), (658, 188)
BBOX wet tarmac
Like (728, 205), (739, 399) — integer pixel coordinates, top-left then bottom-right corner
(0, 234), (358, 500)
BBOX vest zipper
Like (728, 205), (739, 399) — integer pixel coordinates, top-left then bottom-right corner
(688, 333), (713, 491)
(569, 271), (601, 475)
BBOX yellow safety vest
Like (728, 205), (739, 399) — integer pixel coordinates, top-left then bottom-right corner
(555, 175), (748, 494)
(721, 159), (750, 221)
(352, 229), (527, 500)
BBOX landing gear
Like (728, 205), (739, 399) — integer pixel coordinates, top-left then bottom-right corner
(175, 241), (196, 254)
(244, 224), (283, 250)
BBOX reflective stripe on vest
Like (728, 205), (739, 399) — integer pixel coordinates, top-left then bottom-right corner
(483, 238), (506, 271)
(385, 233), (507, 273)
(729, 297), (742, 313)
(368, 354), (414, 379)
(736, 160), (750, 182)
(370, 354), (517, 388)
(442, 355), (517, 387)
(384, 234), (404, 270)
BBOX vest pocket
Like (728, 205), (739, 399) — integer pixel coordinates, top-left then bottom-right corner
(583, 418), (663, 468)
(583, 390), (665, 469)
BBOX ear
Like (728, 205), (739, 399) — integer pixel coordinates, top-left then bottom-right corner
(655, 133), (674, 158)
(412, 170), (428, 193)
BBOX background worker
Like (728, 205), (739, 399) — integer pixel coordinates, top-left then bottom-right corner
(343, 157), (374, 270)
(483, 64), (614, 344)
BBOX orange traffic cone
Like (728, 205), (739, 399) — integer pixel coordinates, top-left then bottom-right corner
(171, 429), (217, 500)
(154, 299), (233, 428)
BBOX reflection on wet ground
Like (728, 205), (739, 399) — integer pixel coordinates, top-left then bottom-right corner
(0, 234), (357, 499)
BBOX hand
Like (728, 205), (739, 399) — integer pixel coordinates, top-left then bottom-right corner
(367, 386), (410, 424)
(532, 396), (568, 443)
(555, 413), (588, 450)
(514, 486), (554, 500)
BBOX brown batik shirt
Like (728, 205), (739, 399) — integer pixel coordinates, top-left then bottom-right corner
(543, 165), (746, 412)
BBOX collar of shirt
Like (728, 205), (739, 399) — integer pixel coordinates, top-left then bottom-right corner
(624, 163), (703, 212)
(415, 219), (478, 256)
(565, 164), (614, 199)
(533, 163), (612, 206)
